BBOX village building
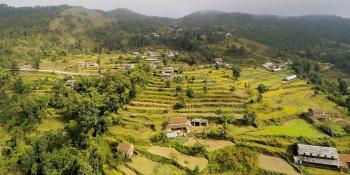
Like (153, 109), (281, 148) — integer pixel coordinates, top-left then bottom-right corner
(200, 34), (207, 40)
(214, 58), (223, 66)
(294, 144), (341, 169)
(117, 143), (134, 158)
(191, 118), (209, 127)
(165, 51), (176, 58)
(121, 64), (135, 70)
(166, 117), (192, 135)
(133, 52), (140, 55)
(166, 132), (178, 139)
(78, 62), (86, 67)
(151, 33), (160, 38)
(298, 50), (307, 56)
(160, 73), (177, 79)
(86, 62), (99, 67)
(146, 57), (158, 62)
(306, 108), (329, 121)
(226, 33), (233, 37)
(161, 67), (174, 74)
(223, 63), (231, 68)
(263, 61), (290, 72)
(177, 28), (184, 33)
(284, 75), (297, 81)
(64, 80), (76, 87)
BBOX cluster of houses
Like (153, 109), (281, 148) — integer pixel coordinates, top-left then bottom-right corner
(263, 61), (290, 72)
(294, 144), (350, 170)
(160, 66), (180, 79)
(78, 61), (99, 68)
(165, 117), (208, 138)
(164, 51), (178, 58)
(112, 64), (135, 70)
(305, 108), (330, 122)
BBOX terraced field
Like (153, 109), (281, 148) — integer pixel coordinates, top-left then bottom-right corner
(113, 68), (248, 140)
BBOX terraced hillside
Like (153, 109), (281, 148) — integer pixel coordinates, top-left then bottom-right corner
(111, 67), (248, 141)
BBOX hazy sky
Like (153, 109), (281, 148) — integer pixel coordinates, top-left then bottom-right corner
(1, 0), (350, 18)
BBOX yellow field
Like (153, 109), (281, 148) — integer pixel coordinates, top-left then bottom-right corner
(148, 146), (208, 171)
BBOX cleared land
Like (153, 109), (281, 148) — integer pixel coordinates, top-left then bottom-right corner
(127, 156), (185, 175)
(148, 146), (208, 171)
(184, 138), (234, 152)
(249, 119), (327, 138)
(258, 154), (300, 175)
(118, 165), (137, 175)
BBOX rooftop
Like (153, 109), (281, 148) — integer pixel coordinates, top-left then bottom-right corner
(117, 143), (133, 153)
(169, 117), (189, 125)
(297, 144), (339, 159)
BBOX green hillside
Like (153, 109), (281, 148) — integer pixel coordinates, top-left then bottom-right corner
(0, 3), (350, 175)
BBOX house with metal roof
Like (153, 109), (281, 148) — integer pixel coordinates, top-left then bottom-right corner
(294, 144), (341, 169)
(191, 118), (209, 127)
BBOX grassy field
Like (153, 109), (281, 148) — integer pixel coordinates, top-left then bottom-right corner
(184, 138), (234, 152)
(118, 165), (137, 175)
(233, 67), (347, 120)
(127, 156), (185, 175)
(148, 146), (208, 171)
(249, 119), (328, 138)
(258, 154), (300, 175)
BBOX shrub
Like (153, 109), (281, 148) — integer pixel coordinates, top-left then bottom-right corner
(190, 142), (208, 157)
(174, 99), (186, 109)
(321, 124), (344, 137)
(165, 80), (171, 88)
(344, 125), (350, 134)
(186, 88), (195, 98)
(257, 84), (267, 94)
(243, 111), (257, 126)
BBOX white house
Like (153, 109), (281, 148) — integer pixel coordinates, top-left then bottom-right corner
(285, 75), (297, 81)
(166, 132), (178, 139)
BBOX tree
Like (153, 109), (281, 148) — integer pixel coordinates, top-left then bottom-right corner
(346, 97), (350, 114)
(231, 66), (241, 80)
(338, 79), (348, 95)
(174, 99), (186, 109)
(175, 85), (182, 93)
(13, 77), (30, 94)
(243, 111), (257, 126)
(257, 84), (267, 94)
(97, 56), (101, 66)
(186, 87), (195, 98)
(10, 61), (19, 75)
(203, 83), (208, 94)
(33, 57), (41, 70)
(165, 79), (171, 88)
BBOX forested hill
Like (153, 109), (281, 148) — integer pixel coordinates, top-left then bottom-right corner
(182, 11), (350, 48)
(0, 4), (350, 72)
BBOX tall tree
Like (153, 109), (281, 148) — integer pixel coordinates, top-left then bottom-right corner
(338, 79), (348, 95)
(231, 66), (241, 80)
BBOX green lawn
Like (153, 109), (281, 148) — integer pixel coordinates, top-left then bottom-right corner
(249, 119), (328, 138)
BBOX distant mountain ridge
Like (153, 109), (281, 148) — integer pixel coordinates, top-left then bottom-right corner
(0, 4), (350, 72)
